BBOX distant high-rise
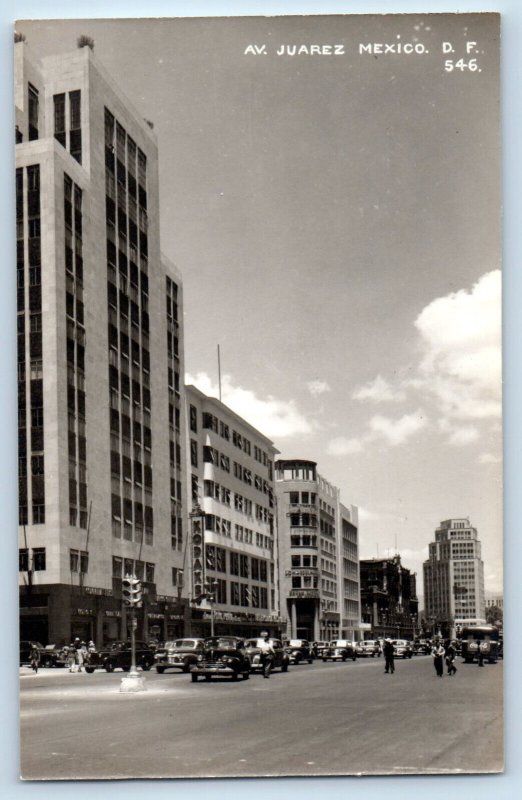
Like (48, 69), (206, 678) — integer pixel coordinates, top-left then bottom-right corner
(423, 518), (486, 636)
(16, 41), (186, 645)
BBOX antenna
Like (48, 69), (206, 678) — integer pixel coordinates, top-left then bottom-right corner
(217, 344), (222, 402)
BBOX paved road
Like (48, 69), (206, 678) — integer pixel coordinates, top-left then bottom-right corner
(20, 655), (503, 779)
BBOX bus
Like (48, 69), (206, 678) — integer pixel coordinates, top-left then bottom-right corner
(460, 625), (501, 664)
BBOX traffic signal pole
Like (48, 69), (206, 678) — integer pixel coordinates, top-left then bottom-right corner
(120, 574), (146, 693)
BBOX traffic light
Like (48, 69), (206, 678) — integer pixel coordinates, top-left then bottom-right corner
(122, 575), (143, 607)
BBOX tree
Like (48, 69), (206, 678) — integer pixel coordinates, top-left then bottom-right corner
(77, 35), (94, 50)
(485, 605), (503, 625)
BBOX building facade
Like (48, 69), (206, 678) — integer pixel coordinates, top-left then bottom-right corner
(185, 386), (284, 637)
(16, 41), (186, 646)
(359, 556), (419, 639)
(275, 459), (360, 642)
(423, 518), (486, 637)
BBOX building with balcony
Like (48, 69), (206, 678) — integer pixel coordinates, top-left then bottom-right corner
(185, 386), (284, 637)
(275, 460), (360, 641)
(359, 555), (419, 639)
(16, 40), (186, 646)
(423, 518), (486, 637)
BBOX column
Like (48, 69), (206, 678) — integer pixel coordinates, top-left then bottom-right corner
(290, 601), (297, 639)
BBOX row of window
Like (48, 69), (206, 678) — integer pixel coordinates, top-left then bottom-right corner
(19, 547), (46, 571)
(288, 491), (317, 506)
(112, 556), (155, 583)
(292, 576), (319, 589)
(189, 406), (273, 475)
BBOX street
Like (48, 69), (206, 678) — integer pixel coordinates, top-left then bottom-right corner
(20, 655), (503, 779)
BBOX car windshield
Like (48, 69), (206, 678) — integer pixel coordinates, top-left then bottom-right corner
(206, 637), (241, 649)
(166, 640), (199, 649)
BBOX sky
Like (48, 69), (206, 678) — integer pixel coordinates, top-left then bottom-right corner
(17, 13), (502, 599)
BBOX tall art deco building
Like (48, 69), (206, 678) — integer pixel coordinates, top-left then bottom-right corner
(16, 41), (186, 645)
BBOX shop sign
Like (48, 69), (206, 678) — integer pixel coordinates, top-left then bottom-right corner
(105, 610), (121, 618)
(168, 614), (184, 620)
(84, 587), (113, 597)
(289, 590), (319, 599)
(75, 608), (94, 616)
(156, 594), (177, 603)
(147, 613), (164, 620)
(284, 568), (318, 577)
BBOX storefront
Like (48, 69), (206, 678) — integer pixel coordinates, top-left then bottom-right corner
(189, 608), (287, 639)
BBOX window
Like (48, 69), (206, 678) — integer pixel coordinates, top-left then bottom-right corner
(28, 83), (39, 140)
(190, 439), (198, 468)
(70, 549), (79, 572)
(189, 404), (198, 433)
(69, 91), (82, 163)
(53, 93), (66, 147)
(33, 548), (46, 571)
(19, 549), (29, 572)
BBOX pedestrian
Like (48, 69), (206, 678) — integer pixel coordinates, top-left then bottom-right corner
(67, 641), (78, 672)
(445, 641), (458, 676)
(431, 640), (445, 677)
(257, 631), (275, 678)
(476, 638), (484, 667)
(75, 638), (85, 672)
(383, 638), (395, 674)
(29, 643), (40, 673)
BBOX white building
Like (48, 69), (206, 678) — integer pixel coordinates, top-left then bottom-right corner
(423, 518), (486, 635)
(16, 41), (186, 645)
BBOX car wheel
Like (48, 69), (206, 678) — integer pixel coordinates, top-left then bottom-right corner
(105, 662), (114, 673)
(294, 654), (301, 664)
(352, 656), (356, 661)
(85, 667), (95, 674)
(122, 666), (130, 672)
(243, 671), (249, 680)
(141, 661), (152, 671)
(231, 672), (238, 681)
(156, 666), (165, 674)
(282, 663), (288, 672)
(182, 660), (191, 674)
(308, 658), (313, 664)
(204, 674), (212, 681)
(191, 673), (198, 682)
(41, 656), (53, 668)
(323, 658), (327, 662)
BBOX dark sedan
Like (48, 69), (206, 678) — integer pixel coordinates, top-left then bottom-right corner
(190, 636), (250, 682)
(155, 638), (205, 673)
(85, 640), (155, 673)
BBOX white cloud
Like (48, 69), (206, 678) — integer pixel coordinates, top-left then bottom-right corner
(352, 374), (406, 403)
(368, 409), (428, 446)
(307, 380), (331, 397)
(185, 372), (313, 439)
(414, 270), (501, 421)
(446, 426), (480, 446)
(326, 437), (364, 456)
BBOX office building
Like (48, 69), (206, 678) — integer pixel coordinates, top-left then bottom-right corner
(16, 41), (186, 645)
(423, 518), (486, 637)
(275, 459), (360, 641)
(359, 556), (419, 639)
(185, 386), (285, 637)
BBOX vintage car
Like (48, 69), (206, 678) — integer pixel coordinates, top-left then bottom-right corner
(412, 639), (431, 655)
(155, 638), (205, 673)
(84, 640), (155, 673)
(244, 638), (290, 673)
(311, 641), (330, 658)
(460, 625), (501, 664)
(322, 639), (357, 662)
(354, 640), (381, 658)
(190, 636), (251, 682)
(19, 640), (67, 668)
(283, 639), (314, 664)
(393, 639), (413, 659)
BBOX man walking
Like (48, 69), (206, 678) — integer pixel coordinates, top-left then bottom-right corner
(431, 640), (445, 677)
(383, 638), (395, 674)
(257, 631), (275, 678)
(445, 641), (458, 676)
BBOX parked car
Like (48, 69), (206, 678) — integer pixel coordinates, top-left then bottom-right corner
(244, 638), (290, 673)
(155, 638), (205, 673)
(413, 639), (431, 655)
(283, 639), (314, 664)
(322, 639), (357, 662)
(312, 641), (330, 658)
(460, 625), (501, 664)
(85, 640), (155, 673)
(20, 641), (67, 668)
(355, 640), (381, 658)
(191, 636), (250, 682)
(393, 639), (413, 659)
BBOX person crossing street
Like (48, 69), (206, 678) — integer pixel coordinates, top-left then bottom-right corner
(383, 638), (395, 674)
